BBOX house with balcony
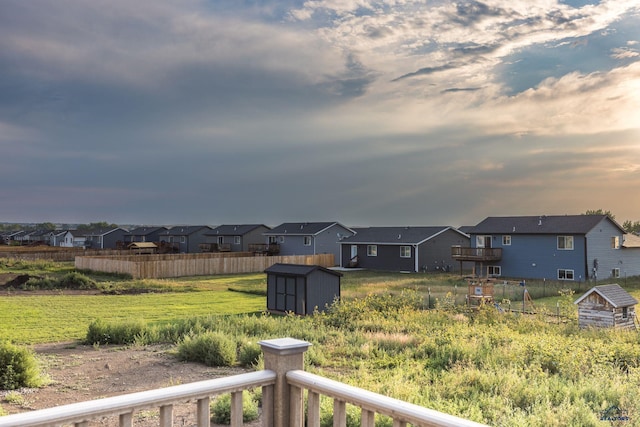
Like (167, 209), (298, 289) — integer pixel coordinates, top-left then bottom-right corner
(123, 226), (169, 245)
(204, 224), (272, 253)
(454, 214), (640, 281)
(263, 222), (355, 265)
(157, 225), (213, 253)
(340, 226), (471, 272)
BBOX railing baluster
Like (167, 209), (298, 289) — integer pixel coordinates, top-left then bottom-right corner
(289, 384), (304, 427)
(307, 390), (321, 427)
(231, 391), (243, 427)
(197, 397), (210, 427)
(262, 384), (274, 427)
(119, 412), (133, 427)
(392, 420), (407, 427)
(333, 399), (346, 427)
(159, 404), (173, 427)
(361, 409), (375, 427)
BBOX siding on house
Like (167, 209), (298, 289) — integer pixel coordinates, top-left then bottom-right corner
(207, 224), (271, 252)
(340, 226), (470, 272)
(467, 215), (636, 281)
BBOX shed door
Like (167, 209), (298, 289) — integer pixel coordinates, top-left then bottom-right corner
(275, 276), (298, 313)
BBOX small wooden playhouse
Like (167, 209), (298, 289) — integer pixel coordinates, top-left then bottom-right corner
(574, 284), (638, 330)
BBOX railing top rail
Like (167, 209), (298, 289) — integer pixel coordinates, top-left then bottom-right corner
(287, 370), (488, 427)
(0, 370), (275, 427)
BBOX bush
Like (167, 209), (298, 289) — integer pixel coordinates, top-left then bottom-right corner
(211, 391), (259, 424)
(177, 332), (236, 367)
(237, 341), (262, 367)
(0, 342), (46, 390)
(85, 319), (147, 345)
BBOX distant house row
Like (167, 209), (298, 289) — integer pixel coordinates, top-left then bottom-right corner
(3, 214), (640, 281)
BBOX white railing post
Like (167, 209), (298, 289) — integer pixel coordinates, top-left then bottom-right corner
(259, 338), (311, 427)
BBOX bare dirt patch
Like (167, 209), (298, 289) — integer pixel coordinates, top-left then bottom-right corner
(1, 342), (260, 426)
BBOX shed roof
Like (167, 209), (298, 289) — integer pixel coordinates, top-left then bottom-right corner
(574, 284), (638, 308)
(469, 215), (624, 235)
(340, 226), (463, 245)
(264, 263), (342, 277)
(127, 242), (158, 249)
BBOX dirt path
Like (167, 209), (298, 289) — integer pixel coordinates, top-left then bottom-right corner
(1, 342), (261, 426)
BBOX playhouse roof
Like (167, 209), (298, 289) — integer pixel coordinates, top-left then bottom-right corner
(574, 284), (638, 308)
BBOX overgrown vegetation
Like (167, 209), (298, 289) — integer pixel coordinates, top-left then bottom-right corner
(83, 290), (640, 426)
(0, 342), (47, 390)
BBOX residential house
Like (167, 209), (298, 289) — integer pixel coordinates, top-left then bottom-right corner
(574, 284), (637, 329)
(340, 226), (471, 273)
(157, 226), (213, 253)
(456, 214), (640, 281)
(60, 230), (85, 248)
(263, 222), (356, 265)
(1, 230), (25, 245)
(83, 227), (129, 249)
(50, 230), (68, 247)
(123, 226), (169, 245)
(204, 224), (271, 252)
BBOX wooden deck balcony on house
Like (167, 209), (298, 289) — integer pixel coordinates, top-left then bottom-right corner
(451, 246), (502, 262)
(248, 243), (280, 255)
(0, 338), (487, 427)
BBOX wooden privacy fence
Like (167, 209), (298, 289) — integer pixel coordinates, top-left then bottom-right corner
(75, 253), (335, 278)
(0, 248), (133, 262)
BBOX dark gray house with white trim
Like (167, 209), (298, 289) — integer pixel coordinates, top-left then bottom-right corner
(157, 226), (213, 253)
(263, 222), (355, 265)
(340, 226), (471, 273)
(456, 215), (640, 281)
(205, 224), (271, 252)
(123, 226), (169, 244)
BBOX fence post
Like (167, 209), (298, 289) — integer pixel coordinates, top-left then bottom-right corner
(259, 338), (311, 427)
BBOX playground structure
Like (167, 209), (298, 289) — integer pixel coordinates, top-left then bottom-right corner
(466, 276), (536, 314)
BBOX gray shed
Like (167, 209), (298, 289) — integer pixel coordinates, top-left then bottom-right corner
(574, 284), (638, 329)
(265, 263), (342, 315)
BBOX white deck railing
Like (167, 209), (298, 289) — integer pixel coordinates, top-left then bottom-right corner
(0, 338), (488, 427)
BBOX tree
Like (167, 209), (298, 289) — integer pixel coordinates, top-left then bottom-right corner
(622, 220), (640, 234)
(583, 209), (615, 220)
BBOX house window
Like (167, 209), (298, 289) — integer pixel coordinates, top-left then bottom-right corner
(268, 236), (277, 244)
(557, 236), (573, 250)
(367, 245), (377, 256)
(502, 235), (511, 246)
(279, 236), (285, 243)
(612, 236), (620, 249)
(487, 265), (501, 276)
(400, 246), (411, 258)
(181, 236), (186, 244)
(303, 236), (312, 246)
(476, 235), (492, 248)
(234, 236), (241, 245)
(558, 269), (575, 280)
(613, 268), (620, 278)
(217, 236), (224, 245)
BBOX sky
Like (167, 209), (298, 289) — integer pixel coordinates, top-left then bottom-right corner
(1, 0), (639, 228)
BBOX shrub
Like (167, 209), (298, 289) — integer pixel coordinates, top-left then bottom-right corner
(210, 391), (259, 424)
(0, 342), (46, 390)
(177, 332), (236, 367)
(237, 341), (262, 367)
(85, 319), (147, 345)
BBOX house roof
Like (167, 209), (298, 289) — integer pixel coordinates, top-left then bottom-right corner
(159, 226), (212, 236)
(82, 227), (127, 237)
(126, 226), (167, 236)
(207, 224), (270, 236)
(469, 215), (624, 235)
(264, 222), (353, 236)
(574, 284), (638, 307)
(264, 263), (342, 277)
(622, 233), (640, 248)
(340, 226), (463, 245)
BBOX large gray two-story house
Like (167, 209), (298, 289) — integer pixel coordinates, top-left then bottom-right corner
(454, 214), (640, 281)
